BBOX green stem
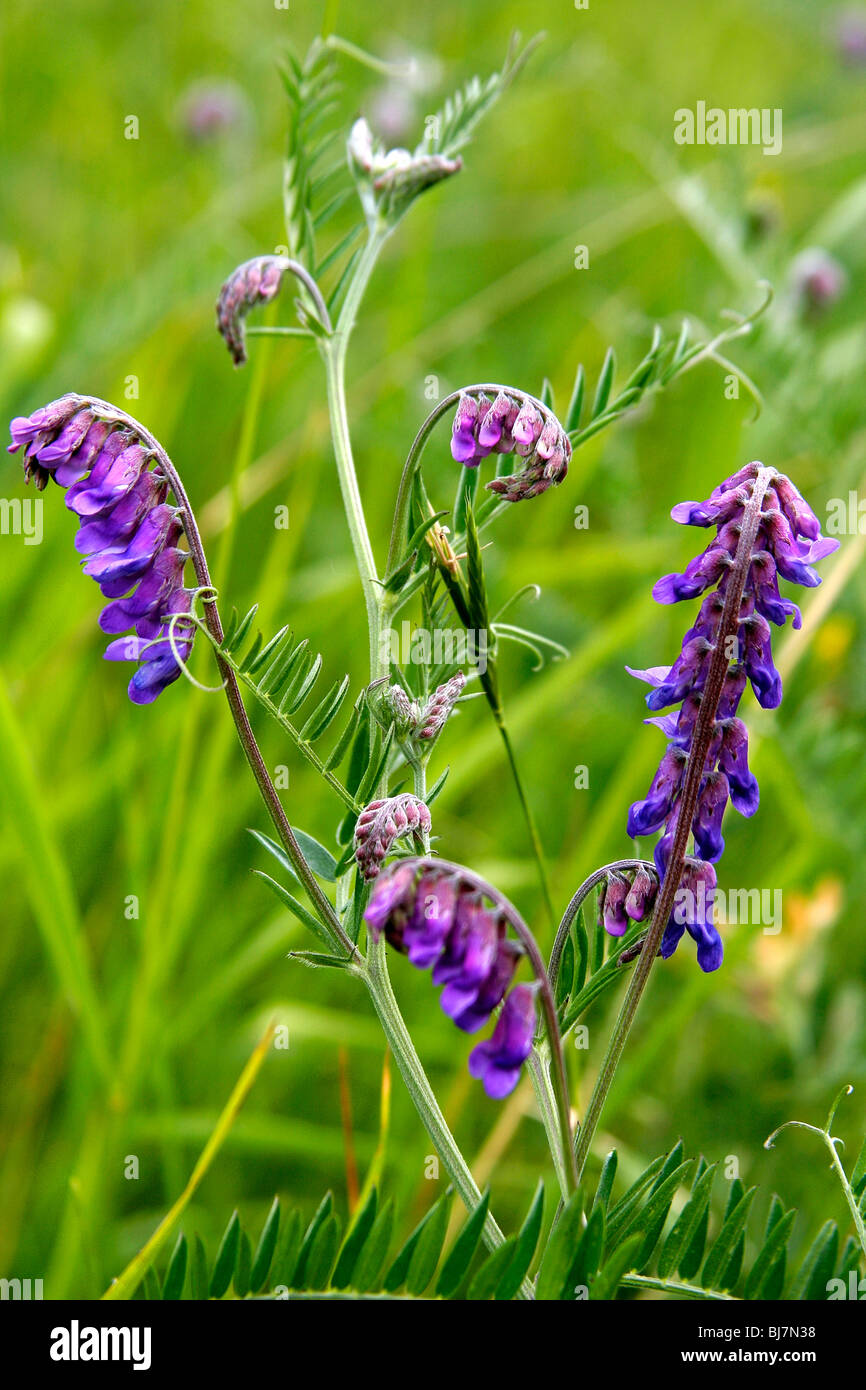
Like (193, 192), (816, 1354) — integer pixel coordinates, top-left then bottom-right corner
(320, 233), (541, 1264)
(826, 1134), (866, 1259)
(528, 1046), (570, 1200)
(324, 345), (381, 678)
(323, 227), (390, 680)
(765, 1107), (866, 1262)
(497, 718), (556, 928)
(363, 935), (532, 1294)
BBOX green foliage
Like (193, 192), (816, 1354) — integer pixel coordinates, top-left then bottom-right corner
(6, 0), (866, 1306)
(418, 33), (544, 163)
(211, 606), (362, 810)
(280, 40), (348, 273)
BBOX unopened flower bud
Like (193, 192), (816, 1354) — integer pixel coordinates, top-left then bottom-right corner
(216, 255), (290, 366)
(354, 794), (432, 881)
(624, 865), (658, 922)
(602, 874), (630, 937)
(348, 117), (461, 223)
(417, 672), (465, 740)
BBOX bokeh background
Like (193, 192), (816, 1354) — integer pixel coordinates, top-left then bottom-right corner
(1, 0), (865, 1297)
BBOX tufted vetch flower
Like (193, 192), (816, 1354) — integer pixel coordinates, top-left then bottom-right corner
(449, 390), (572, 502)
(626, 462), (838, 970)
(363, 859), (535, 1098)
(8, 395), (197, 705)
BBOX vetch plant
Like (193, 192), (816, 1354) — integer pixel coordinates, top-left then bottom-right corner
(9, 33), (860, 1301)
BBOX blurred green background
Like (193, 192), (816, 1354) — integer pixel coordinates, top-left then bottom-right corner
(1, 0), (865, 1298)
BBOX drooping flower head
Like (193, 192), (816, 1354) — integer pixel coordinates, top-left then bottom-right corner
(450, 390), (572, 502)
(625, 462), (838, 970)
(216, 255), (291, 366)
(599, 864), (659, 939)
(8, 395), (197, 704)
(363, 859), (535, 1098)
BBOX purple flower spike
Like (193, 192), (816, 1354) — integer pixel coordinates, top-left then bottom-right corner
(627, 462), (837, 968)
(9, 395), (197, 705)
(362, 859), (536, 1098)
(468, 983), (538, 1100)
(448, 389), (572, 502)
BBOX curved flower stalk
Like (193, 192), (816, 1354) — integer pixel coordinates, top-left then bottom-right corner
(386, 383), (573, 579)
(9, 395), (196, 704)
(364, 859), (531, 1094)
(548, 858), (660, 1004)
(364, 856), (577, 1189)
(8, 393), (355, 960)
